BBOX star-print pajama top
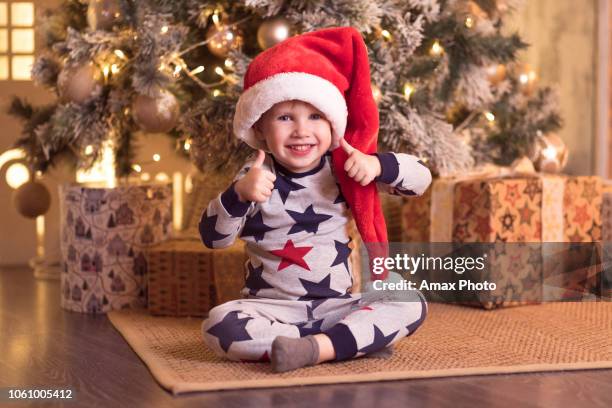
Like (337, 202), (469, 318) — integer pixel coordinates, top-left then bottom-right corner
(199, 151), (432, 301)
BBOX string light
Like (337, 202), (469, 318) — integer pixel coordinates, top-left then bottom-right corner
(132, 164), (142, 173)
(214, 66), (224, 76)
(155, 172), (169, 182)
(484, 111), (495, 122)
(114, 49), (127, 59)
(173, 64), (182, 77)
(212, 89), (221, 97)
(403, 82), (415, 100)
(465, 16), (474, 28)
(161, 25), (169, 34)
(5, 163), (29, 189)
(190, 66), (205, 75)
(153, 154), (161, 162)
(184, 139), (191, 151)
(84, 145), (94, 155)
(140, 172), (151, 182)
(224, 59), (233, 68)
(212, 12), (220, 25)
(110, 64), (119, 74)
(381, 29), (391, 40)
(102, 64), (110, 81)
(430, 40), (444, 57)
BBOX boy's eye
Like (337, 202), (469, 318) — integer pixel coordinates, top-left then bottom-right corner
(278, 115), (291, 121)
(310, 113), (322, 120)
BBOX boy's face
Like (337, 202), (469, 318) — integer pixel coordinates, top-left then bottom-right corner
(254, 100), (332, 173)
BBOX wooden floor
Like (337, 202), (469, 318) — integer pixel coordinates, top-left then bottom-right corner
(1, 267), (611, 408)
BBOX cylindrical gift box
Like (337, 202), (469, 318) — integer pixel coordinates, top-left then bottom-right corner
(59, 182), (173, 313)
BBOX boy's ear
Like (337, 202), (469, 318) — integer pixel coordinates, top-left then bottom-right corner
(253, 119), (265, 141)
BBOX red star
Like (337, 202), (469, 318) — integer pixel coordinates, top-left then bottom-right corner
(270, 240), (313, 271)
(504, 184), (520, 206)
(567, 230), (584, 242)
(518, 203), (535, 225)
(458, 185), (479, 208)
(572, 204), (590, 228)
(474, 215), (492, 241)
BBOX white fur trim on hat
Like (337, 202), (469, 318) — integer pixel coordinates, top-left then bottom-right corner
(233, 72), (348, 150)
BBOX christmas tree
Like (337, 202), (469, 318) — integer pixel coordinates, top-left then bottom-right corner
(9, 0), (562, 179)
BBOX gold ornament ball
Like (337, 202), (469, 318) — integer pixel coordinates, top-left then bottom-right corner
(87, 0), (123, 31)
(58, 63), (103, 104)
(132, 90), (180, 133)
(13, 180), (51, 219)
(257, 17), (292, 50)
(206, 24), (242, 58)
(371, 83), (382, 105)
(534, 132), (569, 173)
(485, 63), (506, 85)
(516, 63), (538, 96)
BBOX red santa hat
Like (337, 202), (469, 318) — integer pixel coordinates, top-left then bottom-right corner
(233, 27), (388, 281)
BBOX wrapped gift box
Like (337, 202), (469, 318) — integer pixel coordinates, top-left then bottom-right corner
(59, 182), (173, 314)
(401, 174), (604, 309)
(147, 239), (247, 317)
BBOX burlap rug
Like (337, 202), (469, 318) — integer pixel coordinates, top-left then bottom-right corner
(108, 302), (612, 395)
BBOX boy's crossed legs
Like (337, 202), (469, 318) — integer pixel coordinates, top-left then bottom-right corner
(202, 290), (427, 372)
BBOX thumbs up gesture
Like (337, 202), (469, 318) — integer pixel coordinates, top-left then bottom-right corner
(234, 150), (277, 203)
(340, 138), (382, 186)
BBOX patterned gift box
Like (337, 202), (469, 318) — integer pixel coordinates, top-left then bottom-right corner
(402, 174), (604, 309)
(147, 239), (248, 317)
(59, 182), (173, 314)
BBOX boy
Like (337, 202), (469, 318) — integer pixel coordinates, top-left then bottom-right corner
(200, 27), (432, 372)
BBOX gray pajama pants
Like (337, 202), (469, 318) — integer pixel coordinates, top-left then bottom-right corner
(202, 289), (428, 362)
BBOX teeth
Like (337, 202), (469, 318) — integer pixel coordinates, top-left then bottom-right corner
(289, 145), (313, 151)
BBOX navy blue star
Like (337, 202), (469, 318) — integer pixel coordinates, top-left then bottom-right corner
(331, 239), (352, 273)
(296, 319), (324, 336)
(298, 274), (351, 301)
(393, 179), (416, 196)
(306, 304), (315, 320)
(334, 183), (346, 204)
(240, 211), (274, 242)
(245, 262), (274, 295)
(199, 213), (230, 248)
(286, 205), (333, 235)
(274, 175), (306, 204)
(406, 294), (428, 336)
(358, 325), (399, 354)
(206, 311), (253, 352)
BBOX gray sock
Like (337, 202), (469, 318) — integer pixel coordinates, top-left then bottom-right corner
(271, 335), (320, 373)
(364, 346), (394, 359)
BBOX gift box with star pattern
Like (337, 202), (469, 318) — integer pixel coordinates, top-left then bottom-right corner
(401, 174), (604, 309)
(146, 239), (248, 317)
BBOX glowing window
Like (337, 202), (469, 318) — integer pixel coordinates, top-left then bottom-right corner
(0, 2), (35, 80)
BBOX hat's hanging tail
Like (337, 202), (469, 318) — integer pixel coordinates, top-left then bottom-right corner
(330, 28), (389, 281)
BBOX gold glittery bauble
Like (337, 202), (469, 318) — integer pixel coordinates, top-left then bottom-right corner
(57, 63), (103, 104)
(257, 17), (292, 50)
(132, 90), (180, 133)
(485, 63), (506, 85)
(206, 24), (242, 58)
(516, 63), (538, 96)
(87, 0), (123, 31)
(13, 180), (51, 219)
(371, 83), (383, 105)
(533, 132), (569, 173)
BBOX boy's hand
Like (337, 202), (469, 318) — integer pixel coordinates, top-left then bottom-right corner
(234, 150), (276, 203)
(341, 138), (381, 186)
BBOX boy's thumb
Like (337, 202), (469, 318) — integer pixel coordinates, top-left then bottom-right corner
(340, 137), (355, 155)
(252, 149), (266, 168)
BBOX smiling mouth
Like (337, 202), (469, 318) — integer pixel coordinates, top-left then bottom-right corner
(287, 144), (316, 151)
